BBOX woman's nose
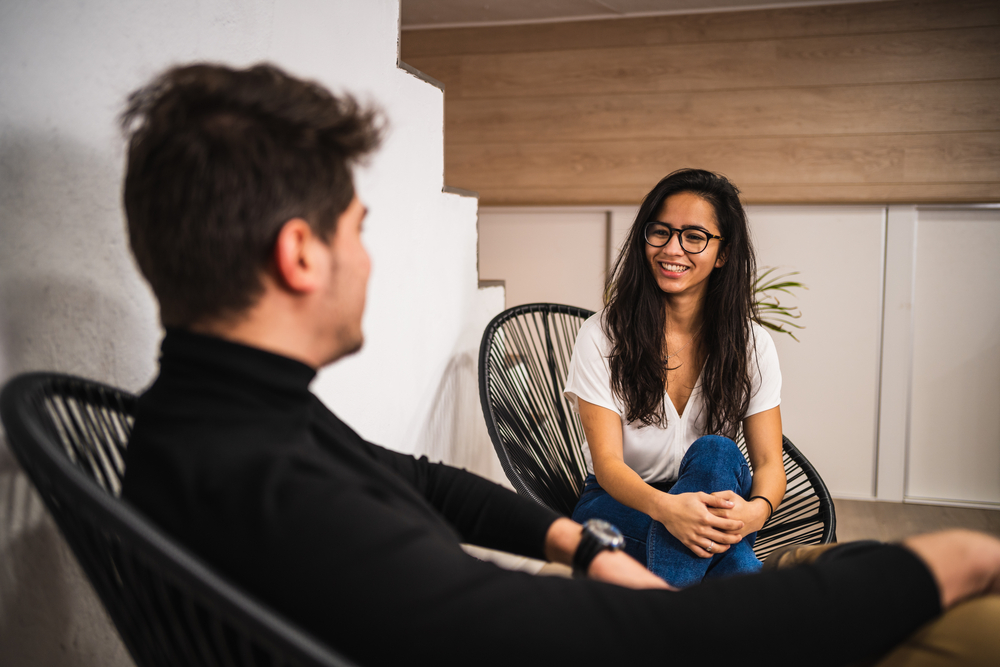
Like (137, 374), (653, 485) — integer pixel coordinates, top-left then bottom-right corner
(663, 231), (686, 254)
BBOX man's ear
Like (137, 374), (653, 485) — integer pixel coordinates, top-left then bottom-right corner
(272, 218), (325, 293)
(715, 245), (729, 269)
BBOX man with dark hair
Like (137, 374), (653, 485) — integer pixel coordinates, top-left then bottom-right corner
(122, 63), (381, 328)
(121, 62), (999, 667)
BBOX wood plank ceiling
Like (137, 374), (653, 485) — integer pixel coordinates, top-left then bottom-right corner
(401, 0), (1000, 205)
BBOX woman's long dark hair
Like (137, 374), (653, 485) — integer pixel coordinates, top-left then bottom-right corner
(604, 168), (758, 438)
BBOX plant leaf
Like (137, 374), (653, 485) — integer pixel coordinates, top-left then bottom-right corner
(755, 267), (806, 341)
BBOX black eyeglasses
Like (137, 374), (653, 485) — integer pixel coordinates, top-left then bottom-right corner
(644, 222), (725, 254)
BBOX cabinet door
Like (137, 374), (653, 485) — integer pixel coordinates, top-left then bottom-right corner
(749, 205), (887, 499)
(907, 207), (1000, 506)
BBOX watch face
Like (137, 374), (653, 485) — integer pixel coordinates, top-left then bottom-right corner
(586, 519), (625, 549)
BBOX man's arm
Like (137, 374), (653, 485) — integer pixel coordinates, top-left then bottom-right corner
(259, 429), (951, 667)
(401, 454), (560, 557)
(903, 530), (1000, 608)
(363, 437), (669, 587)
(315, 404), (560, 560)
(544, 516), (673, 589)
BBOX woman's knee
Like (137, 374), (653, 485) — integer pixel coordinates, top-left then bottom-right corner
(683, 435), (743, 467)
(676, 435), (751, 493)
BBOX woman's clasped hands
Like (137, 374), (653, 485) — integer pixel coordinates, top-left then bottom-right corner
(651, 491), (745, 558)
(707, 490), (771, 538)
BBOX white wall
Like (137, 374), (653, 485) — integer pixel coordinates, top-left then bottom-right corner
(479, 210), (608, 311)
(479, 205), (640, 312)
(0, 2), (502, 664)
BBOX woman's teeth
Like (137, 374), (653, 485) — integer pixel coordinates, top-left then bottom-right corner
(661, 263), (688, 273)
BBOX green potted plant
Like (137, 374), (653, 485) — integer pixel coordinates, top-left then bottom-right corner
(755, 268), (805, 341)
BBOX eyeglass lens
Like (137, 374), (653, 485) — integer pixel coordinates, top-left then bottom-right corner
(644, 223), (710, 253)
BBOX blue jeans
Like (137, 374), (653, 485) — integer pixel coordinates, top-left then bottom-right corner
(571, 435), (762, 588)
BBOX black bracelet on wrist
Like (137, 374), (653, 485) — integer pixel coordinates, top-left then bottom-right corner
(749, 495), (774, 521)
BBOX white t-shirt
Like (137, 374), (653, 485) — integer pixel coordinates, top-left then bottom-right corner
(564, 313), (781, 483)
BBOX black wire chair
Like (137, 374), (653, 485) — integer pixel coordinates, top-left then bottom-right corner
(0, 372), (359, 667)
(478, 303), (837, 559)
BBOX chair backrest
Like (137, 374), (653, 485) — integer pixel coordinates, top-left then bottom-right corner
(479, 304), (836, 559)
(1, 372), (359, 667)
(736, 434), (837, 557)
(479, 303), (594, 516)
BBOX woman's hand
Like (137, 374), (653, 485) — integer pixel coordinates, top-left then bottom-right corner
(651, 491), (744, 558)
(708, 491), (770, 538)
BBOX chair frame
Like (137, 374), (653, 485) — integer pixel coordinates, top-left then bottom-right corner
(479, 303), (836, 559)
(1, 372), (359, 667)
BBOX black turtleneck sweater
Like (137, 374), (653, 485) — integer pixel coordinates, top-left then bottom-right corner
(123, 330), (941, 667)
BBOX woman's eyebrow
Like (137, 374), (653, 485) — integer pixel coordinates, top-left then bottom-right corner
(649, 221), (711, 232)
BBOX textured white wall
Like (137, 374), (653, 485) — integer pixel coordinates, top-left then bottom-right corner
(0, 1), (502, 664)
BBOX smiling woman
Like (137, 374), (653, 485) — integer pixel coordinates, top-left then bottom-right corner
(564, 168), (786, 588)
(643, 193), (728, 301)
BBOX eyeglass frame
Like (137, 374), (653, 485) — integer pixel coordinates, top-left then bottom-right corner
(643, 221), (726, 254)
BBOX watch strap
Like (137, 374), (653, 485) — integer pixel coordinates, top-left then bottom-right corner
(572, 529), (606, 578)
(572, 520), (623, 578)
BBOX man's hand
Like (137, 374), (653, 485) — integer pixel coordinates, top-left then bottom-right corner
(544, 517), (672, 589)
(588, 549), (674, 590)
(903, 530), (1000, 609)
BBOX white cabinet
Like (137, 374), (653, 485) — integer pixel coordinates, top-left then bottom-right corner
(907, 207), (1000, 505)
(748, 206), (887, 500)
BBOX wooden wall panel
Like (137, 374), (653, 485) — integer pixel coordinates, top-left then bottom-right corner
(445, 81), (1000, 143)
(402, 0), (1000, 205)
(403, 0), (1000, 56)
(460, 184), (1000, 207)
(413, 28), (1000, 98)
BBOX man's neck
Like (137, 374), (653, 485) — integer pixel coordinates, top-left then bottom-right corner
(188, 300), (330, 370)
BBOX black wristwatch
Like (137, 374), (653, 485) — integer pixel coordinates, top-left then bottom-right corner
(572, 519), (625, 578)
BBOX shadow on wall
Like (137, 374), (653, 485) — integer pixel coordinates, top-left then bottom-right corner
(0, 131), (156, 666)
(417, 351), (509, 486)
(0, 130), (160, 388)
(0, 449), (134, 667)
